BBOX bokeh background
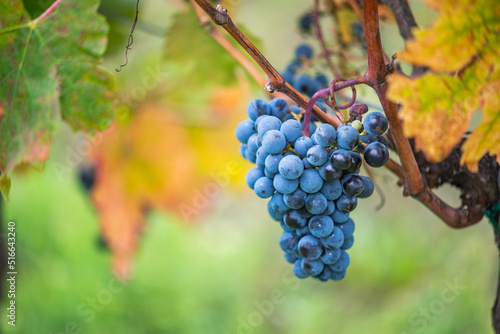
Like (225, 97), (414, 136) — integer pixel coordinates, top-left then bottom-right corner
(2, 0), (497, 333)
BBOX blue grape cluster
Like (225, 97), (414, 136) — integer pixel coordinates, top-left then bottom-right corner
(280, 44), (330, 104)
(236, 98), (390, 281)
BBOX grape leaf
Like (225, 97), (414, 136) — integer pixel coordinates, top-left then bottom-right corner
(0, 0), (114, 198)
(387, 0), (500, 164)
(164, 7), (240, 89)
(90, 89), (247, 279)
(461, 80), (500, 171)
(397, 0), (499, 72)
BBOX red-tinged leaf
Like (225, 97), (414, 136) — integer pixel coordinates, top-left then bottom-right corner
(0, 0), (114, 198)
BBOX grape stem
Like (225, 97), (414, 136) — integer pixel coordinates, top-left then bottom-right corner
(302, 76), (367, 137)
(192, 0), (339, 127)
(33, 0), (62, 24)
(362, 0), (483, 227)
(313, 0), (342, 78)
(189, 0), (270, 94)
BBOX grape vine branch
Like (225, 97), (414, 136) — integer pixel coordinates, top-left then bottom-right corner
(192, 0), (486, 228)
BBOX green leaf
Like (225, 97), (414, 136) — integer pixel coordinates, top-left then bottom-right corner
(0, 174), (11, 201)
(0, 0), (115, 195)
(164, 8), (240, 89)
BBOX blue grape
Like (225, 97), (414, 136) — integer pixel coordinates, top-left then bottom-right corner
(269, 98), (289, 120)
(306, 145), (328, 166)
(235, 119), (256, 143)
(302, 157), (312, 169)
(280, 218), (294, 231)
(283, 188), (307, 209)
(264, 168), (277, 180)
(308, 215), (334, 238)
(315, 74), (329, 87)
(357, 176), (374, 198)
(262, 130), (287, 154)
(283, 210), (308, 229)
(337, 218), (355, 239)
(269, 192), (290, 215)
(321, 248), (341, 265)
(254, 115), (267, 131)
(295, 43), (314, 60)
(278, 155), (304, 180)
(360, 134), (388, 147)
(335, 194), (358, 212)
(293, 260), (309, 279)
(256, 146), (269, 167)
(363, 111), (388, 136)
(301, 258), (324, 276)
(342, 174), (365, 196)
(280, 120), (303, 143)
(282, 71), (294, 86)
(257, 116), (282, 137)
(330, 250), (350, 272)
(247, 99), (271, 121)
(279, 231), (299, 253)
(295, 226), (309, 238)
(323, 200), (336, 216)
(269, 203), (284, 222)
(297, 206), (313, 219)
(247, 133), (262, 153)
(331, 149), (352, 170)
(320, 179), (343, 201)
(316, 266), (331, 282)
(315, 123), (336, 147)
(294, 74), (321, 97)
(305, 192), (328, 215)
(254, 177), (275, 198)
(285, 252), (300, 264)
(265, 154), (283, 173)
(273, 174), (299, 194)
(290, 105), (301, 115)
(331, 210), (349, 224)
(299, 11), (314, 33)
(364, 142), (389, 167)
(341, 236), (354, 250)
(239, 144), (247, 158)
(298, 235), (323, 260)
(321, 226), (345, 249)
(299, 169), (323, 193)
(330, 270), (346, 281)
(287, 60), (302, 74)
(336, 125), (359, 150)
(318, 161), (342, 181)
(347, 151), (362, 173)
(246, 168), (265, 189)
(310, 132), (319, 145)
(244, 147), (257, 163)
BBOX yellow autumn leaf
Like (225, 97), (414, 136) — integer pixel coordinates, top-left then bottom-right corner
(398, 0), (500, 72)
(388, 0), (500, 164)
(387, 73), (477, 161)
(461, 80), (500, 171)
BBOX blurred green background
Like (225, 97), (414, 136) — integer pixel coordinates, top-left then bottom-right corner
(2, 0), (497, 333)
